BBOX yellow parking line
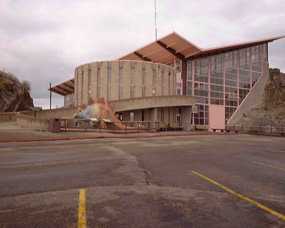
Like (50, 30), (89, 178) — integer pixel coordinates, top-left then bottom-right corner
(78, 189), (87, 228)
(191, 171), (285, 220)
(253, 162), (285, 171)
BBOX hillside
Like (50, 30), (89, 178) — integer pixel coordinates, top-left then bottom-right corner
(0, 70), (34, 112)
(236, 68), (285, 126)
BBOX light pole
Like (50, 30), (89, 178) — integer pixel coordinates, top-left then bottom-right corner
(49, 83), (52, 109)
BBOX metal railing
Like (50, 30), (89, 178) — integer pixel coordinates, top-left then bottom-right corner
(226, 124), (285, 136)
(59, 118), (159, 133)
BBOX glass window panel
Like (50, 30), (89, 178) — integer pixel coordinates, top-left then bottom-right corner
(225, 73), (237, 80)
(239, 76), (250, 82)
(225, 67), (237, 74)
(239, 63), (250, 70)
(194, 61), (200, 68)
(239, 82), (251, 89)
(187, 82), (192, 95)
(211, 64), (223, 71)
(187, 61), (192, 80)
(225, 80), (237, 87)
(195, 75), (208, 82)
(252, 72), (262, 80)
(195, 68), (208, 75)
(187, 89), (192, 95)
(252, 61), (262, 66)
(210, 70), (224, 78)
(195, 97), (208, 104)
(210, 85), (223, 92)
(239, 70), (250, 76)
(210, 55), (223, 64)
(225, 87), (237, 93)
(252, 65), (262, 72)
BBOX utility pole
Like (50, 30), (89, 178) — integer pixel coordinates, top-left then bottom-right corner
(49, 83), (52, 109)
(154, 0), (157, 41)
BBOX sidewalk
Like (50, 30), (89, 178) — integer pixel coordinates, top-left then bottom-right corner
(0, 122), (230, 143)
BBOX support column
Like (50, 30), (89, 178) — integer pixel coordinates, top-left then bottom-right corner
(182, 60), (187, 95)
(181, 106), (193, 131)
(149, 108), (158, 131)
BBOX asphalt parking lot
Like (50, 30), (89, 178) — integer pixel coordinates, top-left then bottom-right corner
(0, 134), (284, 228)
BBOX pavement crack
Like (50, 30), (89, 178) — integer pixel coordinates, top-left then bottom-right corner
(102, 145), (152, 186)
(137, 161), (151, 186)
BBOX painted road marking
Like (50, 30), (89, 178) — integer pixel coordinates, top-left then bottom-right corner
(254, 162), (285, 171)
(191, 171), (285, 220)
(78, 189), (87, 228)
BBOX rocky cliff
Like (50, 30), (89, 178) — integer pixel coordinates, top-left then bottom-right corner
(0, 70), (34, 112)
(236, 68), (285, 126)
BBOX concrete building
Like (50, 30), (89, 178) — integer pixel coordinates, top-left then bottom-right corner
(50, 32), (284, 130)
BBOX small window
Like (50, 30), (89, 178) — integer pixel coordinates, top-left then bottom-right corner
(119, 67), (123, 86)
(131, 68), (135, 86)
(108, 68), (112, 85)
(130, 112), (134, 121)
(152, 69), (156, 86)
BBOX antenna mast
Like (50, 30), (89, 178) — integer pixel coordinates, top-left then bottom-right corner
(154, 0), (157, 41)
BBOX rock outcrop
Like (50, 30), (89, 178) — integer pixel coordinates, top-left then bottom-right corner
(236, 68), (285, 126)
(0, 71), (34, 112)
(262, 68), (285, 109)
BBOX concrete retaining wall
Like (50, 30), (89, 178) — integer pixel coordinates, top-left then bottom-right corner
(0, 111), (33, 123)
(17, 114), (49, 130)
(35, 107), (78, 119)
(227, 62), (270, 125)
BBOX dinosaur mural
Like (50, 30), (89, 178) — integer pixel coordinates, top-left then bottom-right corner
(74, 97), (132, 129)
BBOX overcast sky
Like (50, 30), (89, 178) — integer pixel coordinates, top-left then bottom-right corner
(1, 0), (284, 109)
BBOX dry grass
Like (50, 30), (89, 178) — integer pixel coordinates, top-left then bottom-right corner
(0, 69), (31, 92)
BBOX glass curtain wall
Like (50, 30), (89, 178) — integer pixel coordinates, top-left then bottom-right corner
(187, 43), (267, 125)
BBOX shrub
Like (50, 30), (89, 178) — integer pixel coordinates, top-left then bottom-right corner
(21, 80), (31, 91)
(0, 69), (20, 84)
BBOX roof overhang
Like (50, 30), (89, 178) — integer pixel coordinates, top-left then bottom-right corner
(187, 35), (285, 59)
(111, 95), (195, 112)
(118, 32), (284, 64)
(118, 32), (203, 64)
(49, 79), (75, 96)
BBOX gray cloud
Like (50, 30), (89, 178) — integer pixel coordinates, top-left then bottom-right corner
(0, 0), (284, 108)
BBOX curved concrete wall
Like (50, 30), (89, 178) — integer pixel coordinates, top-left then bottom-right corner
(74, 60), (176, 106)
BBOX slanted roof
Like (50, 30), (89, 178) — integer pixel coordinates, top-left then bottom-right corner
(118, 32), (203, 64)
(49, 79), (74, 96)
(118, 32), (284, 63)
(188, 35), (285, 59)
